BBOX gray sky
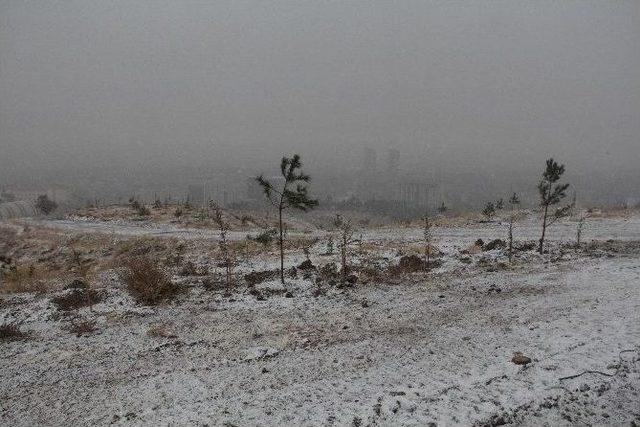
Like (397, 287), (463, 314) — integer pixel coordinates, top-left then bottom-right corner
(1, 1), (639, 187)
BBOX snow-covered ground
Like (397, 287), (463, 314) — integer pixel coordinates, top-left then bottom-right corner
(1, 214), (639, 426)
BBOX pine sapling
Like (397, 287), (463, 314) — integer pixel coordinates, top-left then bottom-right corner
(212, 204), (233, 287)
(507, 192), (520, 263)
(255, 154), (318, 284)
(537, 158), (571, 253)
(482, 201), (496, 221)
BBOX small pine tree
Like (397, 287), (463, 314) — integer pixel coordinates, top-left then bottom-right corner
(537, 158), (571, 253)
(482, 201), (496, 221)
(507, 192), (520, 262)
(255, 154), (318, 284)
(495, 198), (504, 210)
(212, 204), (233, 287)
(438, 202), (448, 214)
(325, 235), (334, 255)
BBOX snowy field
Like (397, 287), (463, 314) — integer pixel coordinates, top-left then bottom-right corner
(1, 212), (639, 426)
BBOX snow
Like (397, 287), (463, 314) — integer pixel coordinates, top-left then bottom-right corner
(1, 214), (639, 426)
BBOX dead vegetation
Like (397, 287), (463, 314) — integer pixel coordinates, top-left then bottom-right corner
(0, 323), (28, 342)
(1, 264), (56, 294)
(119, 257), (181, 305)
(51, 282), (105, 311)
(66, 319), (97, 337)
(147, 323), (177, 339)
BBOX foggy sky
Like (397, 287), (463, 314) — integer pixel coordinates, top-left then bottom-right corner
(1, 1), (639, 192)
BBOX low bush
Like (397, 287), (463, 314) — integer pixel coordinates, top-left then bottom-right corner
(1, 264), (53, 294)
(244, 269), (278, 286)
(67, 319), (97, 337)
(52, 286), (104, 311)
(0, 323), (28, 341)
(119, 257), (181, 305)
(249, 229), (277, 247)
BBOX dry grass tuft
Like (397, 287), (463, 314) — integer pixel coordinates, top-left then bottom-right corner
(51, 287), (105, 311)
(67, 319), (97, 337)
(1, 264), (56, 294)
(147, 323), (177, 338)
(119, 257), (181, 305)
(0, 323), (28, 341)
(244, 269), (279, 286)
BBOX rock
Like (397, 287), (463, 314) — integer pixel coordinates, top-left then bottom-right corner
(284, 291), (294, 298)
(511, 352), (532, 365)
(475, 239), (485, 247)
(346, 274), (358, 284)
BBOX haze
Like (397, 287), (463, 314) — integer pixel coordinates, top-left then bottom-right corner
(1, 1), (639, 207)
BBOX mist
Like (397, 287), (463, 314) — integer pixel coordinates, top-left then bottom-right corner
(1, 1), (639, 208)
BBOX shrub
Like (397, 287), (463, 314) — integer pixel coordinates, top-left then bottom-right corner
(52, 287), (104, 311)
(388, 255), (443, 275)
(67, 319), (97, 337)
(129, 198), (150, 216)
(0, 323), (28, 341)
(1, 264), (52, 294)
(137, 205), (151, 216)
(147, 323), (176, 338)
(240, 215), (253, 226)
(250, 229), (277, 247)
(36, 194), (58, 215)
(244, 269), (278, 286)
(119, 257), (181, 305)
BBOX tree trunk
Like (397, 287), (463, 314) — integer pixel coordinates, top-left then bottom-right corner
(279, 205), (285, 284)
(539, 203), (548, 254)
(508, 217), (513, 262)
